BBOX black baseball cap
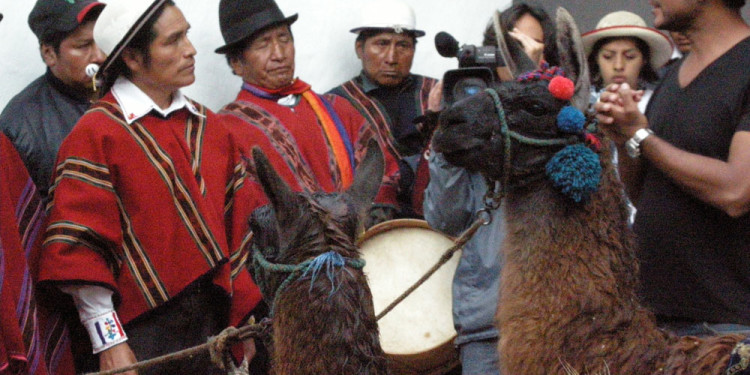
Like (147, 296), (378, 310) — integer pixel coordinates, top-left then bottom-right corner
(28, 0), (105, 42)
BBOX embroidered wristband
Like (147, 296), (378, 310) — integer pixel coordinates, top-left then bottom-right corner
(82, 311), (127, 354)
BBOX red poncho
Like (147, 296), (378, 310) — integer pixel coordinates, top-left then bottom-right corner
(218, 81), (399, 206)
(36, 93), (263, 327)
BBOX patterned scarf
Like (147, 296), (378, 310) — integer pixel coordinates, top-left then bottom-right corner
(243, 80), (355, 186)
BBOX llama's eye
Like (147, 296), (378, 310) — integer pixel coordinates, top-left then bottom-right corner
(526, 102), (547, 116)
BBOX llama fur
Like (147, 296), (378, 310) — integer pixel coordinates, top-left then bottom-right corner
(248, 144), (389, 375)
(431, 8), (745, 375)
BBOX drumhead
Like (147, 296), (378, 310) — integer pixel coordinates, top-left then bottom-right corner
(359, 219), (460, 372)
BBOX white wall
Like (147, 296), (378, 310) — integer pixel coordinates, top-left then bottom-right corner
(0, 0), (510, 112)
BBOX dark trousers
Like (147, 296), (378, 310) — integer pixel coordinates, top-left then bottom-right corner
(72, 277), (230, 374)
(124, 278), (230, 375)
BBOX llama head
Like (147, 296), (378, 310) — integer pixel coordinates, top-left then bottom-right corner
(248, 141), (384, 297)
(433, 8), (599, 201)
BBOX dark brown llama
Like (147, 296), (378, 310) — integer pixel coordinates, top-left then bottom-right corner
(431, 8), (746, 375)
(247, 142), (389, 375)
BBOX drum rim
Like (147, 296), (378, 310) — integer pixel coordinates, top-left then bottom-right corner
(357, 218), (453, 245)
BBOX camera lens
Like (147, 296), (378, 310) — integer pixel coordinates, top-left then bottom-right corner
(452, 77), (488, 102)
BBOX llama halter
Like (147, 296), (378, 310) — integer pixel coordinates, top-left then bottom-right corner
(251, 246), (365, 317)
(485, 65), (602, 202)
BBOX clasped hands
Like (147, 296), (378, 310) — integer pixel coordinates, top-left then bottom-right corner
(594, 83), (650, 145)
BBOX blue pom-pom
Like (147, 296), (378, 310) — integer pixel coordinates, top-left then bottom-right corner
(546, 144), (602, 202)
(557, 106), (586, 134)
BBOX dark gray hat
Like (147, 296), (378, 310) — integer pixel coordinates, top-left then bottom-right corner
(28, 0), (105, 42)
(215, 0), (298, 54)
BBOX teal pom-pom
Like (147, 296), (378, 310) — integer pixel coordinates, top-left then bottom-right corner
(546, 144), (601, 202)
(557, 106), (585, 133)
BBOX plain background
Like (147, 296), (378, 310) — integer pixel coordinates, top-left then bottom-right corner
(0, 0), (508, 111)
(2, 1), (747, 111)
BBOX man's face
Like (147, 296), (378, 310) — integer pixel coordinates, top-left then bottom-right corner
(356, 32), (415, 87)
(649, 0), (699, 31)
(43, 20), (105, 92)
(128, 5), (197, 96)
(231, 24), (295, 90)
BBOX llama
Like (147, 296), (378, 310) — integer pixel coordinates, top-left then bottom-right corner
(247, 142), (389, 375)
(430, 8), (747, 375)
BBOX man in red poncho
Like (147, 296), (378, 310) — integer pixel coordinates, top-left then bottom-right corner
(34, 1), (264, 374)
(214, 0), (400, 228)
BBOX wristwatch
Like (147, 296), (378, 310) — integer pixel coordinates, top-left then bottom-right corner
(625, 128), (654, 158)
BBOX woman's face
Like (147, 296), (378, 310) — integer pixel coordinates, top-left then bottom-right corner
(595, 38), (645, 89)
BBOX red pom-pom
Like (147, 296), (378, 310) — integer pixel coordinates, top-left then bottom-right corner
(548, 76), (575, 101)
(585, 133), (602, 152)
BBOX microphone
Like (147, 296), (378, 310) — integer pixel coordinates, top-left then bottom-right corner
(435, 31), (459, 58)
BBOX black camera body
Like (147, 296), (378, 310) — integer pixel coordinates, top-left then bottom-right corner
(435, 32), (505, 105)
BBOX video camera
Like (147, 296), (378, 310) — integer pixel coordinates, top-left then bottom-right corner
(435, 31), (504, 105)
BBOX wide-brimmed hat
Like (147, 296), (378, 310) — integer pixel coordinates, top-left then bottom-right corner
(350, 0), (425, 37)
(90, 0), (170, 77)
(582, 11), (673, 70)
(215, 0), (298, 54)
(28, 0), (105, 42)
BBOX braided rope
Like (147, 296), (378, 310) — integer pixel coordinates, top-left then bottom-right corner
(83, 319), (271, 375)
(484, 88), (580, 197)
(252, 247), (365, 317)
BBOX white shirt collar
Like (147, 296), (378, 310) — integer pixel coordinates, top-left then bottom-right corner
(111, 76), (203, 124)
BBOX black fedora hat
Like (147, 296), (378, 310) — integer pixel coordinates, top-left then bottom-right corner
(215, 0), (298, 54)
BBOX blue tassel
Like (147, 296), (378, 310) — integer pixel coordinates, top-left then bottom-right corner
(546, 144), (601, 202)
(301, 251), (350, 297)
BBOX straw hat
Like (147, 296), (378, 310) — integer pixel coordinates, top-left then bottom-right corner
(582, 11), (673, 70)
(349, 0), (425, 37)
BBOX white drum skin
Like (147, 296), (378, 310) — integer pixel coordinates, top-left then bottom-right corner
(359, 219), (461, 374)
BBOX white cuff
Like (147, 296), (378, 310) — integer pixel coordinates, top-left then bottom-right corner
(82, 311), (128, 354)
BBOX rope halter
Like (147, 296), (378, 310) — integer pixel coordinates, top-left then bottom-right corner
(483, 64), (603, 203)
(251, 246), (365, 317)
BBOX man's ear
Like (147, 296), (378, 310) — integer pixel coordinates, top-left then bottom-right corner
(41, 43), (57, 68)
(122, 48), (144, 74)
(228, 55), (243, 77)
(355, 40), (364, 60)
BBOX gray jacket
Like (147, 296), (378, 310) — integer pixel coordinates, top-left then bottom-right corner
(0, 70), (90, 199)
(423, 151), (505, 345)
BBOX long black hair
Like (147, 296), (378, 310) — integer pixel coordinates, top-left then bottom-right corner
(483, 2), (559, 66)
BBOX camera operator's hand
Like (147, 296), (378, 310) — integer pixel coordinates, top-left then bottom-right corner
(427, 80), (444, 112)
(509, 27), (544, 66)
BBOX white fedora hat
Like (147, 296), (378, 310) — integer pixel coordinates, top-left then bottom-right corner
(582, 11), (673, 71)
(350, 0), (425, 37)
(88, 0), (170, 77)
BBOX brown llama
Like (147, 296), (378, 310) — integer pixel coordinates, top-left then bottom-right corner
(247, 142), (389, 375)
(430, 8), (748, 375)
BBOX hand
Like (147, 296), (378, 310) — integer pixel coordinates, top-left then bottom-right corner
(594, 83), (649, 145)
(99, 342), (138, 375)
(427, 80), (444, 112)
(509, 28), (544, 65)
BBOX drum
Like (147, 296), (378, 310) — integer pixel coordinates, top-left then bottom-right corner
(358, 219), (461, 374)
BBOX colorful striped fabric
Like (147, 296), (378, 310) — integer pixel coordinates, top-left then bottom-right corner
(301, 91), (354, 187)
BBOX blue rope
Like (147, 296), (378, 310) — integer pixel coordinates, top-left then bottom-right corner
(252, 247), (365, 317)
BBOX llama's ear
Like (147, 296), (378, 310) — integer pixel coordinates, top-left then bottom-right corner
(252, 147), (297, 223)
(555, 7), (590, 111)
(493, 9), (537, 78)
(346, 139), (384, 208)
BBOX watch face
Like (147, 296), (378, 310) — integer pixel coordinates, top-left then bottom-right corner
(626, 140), (639, 158)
